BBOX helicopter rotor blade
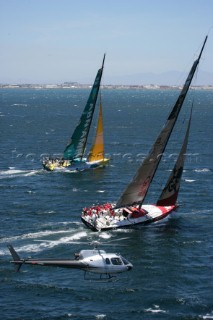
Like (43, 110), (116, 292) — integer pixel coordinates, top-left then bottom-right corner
(34, 237), (130, 247)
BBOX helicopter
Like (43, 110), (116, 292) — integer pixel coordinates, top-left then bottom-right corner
(7, 241), (133, 281)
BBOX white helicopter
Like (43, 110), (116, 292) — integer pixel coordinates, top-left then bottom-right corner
(7, 241), (133, 281)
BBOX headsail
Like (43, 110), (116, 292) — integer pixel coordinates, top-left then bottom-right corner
(63, 54), (105, 160)
(87, 97), (104, 162)
(156, 107), (192, 206)
(115, 36), (207, 208)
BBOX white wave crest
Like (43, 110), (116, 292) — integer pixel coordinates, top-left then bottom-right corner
(145, 305), (167, 314)
(194, 168), (210, 173)
(0, 168), (42, 179)
(2, 231), (88, 255)
(202, 314), (213, 319)
(98, 233), (112, 240)
(0, 229), (73, 244)
(21, 231), (88, 252)
(12, 103), (28, 107)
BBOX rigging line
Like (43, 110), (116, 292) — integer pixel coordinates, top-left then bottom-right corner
(174, 36), (207, 89)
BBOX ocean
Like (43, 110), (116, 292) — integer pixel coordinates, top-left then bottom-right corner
(0, 88), (212, 320)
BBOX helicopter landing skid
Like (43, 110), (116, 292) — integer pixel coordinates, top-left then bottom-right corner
(84, 271), (118, 282)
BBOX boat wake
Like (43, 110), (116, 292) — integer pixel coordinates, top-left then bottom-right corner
(0, 168), (43, 179)
(21, 231), (88, 253)
(0, 229), (74, 243)
(0, 230), (88, 256)
(0, 219), (118, 256)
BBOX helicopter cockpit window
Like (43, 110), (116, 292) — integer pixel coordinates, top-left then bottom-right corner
(111, 257), (122, 265)
(121, 257), (129, 265)
(105, 258), (111, 265)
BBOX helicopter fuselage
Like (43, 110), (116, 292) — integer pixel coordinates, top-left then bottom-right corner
(8, 245), (133, 276)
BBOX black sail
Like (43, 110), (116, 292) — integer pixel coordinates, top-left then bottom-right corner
(116, 36), (207, 208)
(156, 107), (192, 206)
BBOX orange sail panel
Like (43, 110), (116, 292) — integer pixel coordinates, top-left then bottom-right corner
(88, 101), (104, 162)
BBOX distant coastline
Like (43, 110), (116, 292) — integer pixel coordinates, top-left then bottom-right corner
(0, 82), (213, 90)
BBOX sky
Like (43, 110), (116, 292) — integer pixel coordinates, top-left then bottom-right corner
(0, 0), (213, 85)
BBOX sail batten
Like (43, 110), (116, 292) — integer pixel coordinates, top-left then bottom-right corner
(63, 54), (105, 161)
(115, 36), (207, 209)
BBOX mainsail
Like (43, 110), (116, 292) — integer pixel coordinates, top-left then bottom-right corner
(87, 97), (104, 162)
(116, 36), (207, 208)
(63, 54), (105, 161)
(156, 107), (192, 206)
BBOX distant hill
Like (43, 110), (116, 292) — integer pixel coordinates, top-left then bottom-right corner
(104, 70), (213, 86)
(1, 70), (213, 87)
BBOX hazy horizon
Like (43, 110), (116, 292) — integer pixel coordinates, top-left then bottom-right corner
(1, 0), (213, 85)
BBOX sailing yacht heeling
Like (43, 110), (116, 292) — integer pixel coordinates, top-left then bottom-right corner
(43, 54), (109, 172)
(81, 36), (207, 231)
(115, 36), (207, 209)
(63, 58), (105, 161)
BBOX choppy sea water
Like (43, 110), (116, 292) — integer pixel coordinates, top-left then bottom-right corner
(0, 88), (212, 320)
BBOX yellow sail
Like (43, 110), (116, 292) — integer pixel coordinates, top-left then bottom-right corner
(88, 100), (104, 162)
